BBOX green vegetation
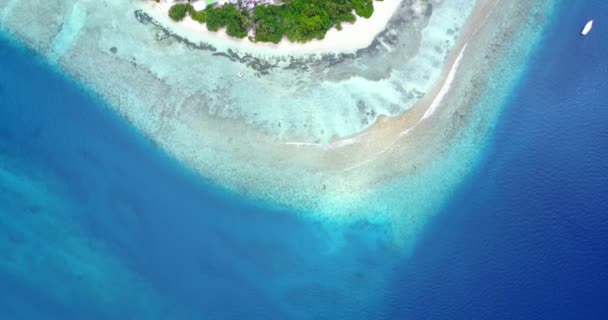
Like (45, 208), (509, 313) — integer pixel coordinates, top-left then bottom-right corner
(254, 0), (373, 43)
(353, 0), (374, 18)
(206, 5), (251, 38)
(169, 0), (377, 43)
(252, 5), (284, 43)
(169, 3), (191, 22)
(188, 5), (207, 23)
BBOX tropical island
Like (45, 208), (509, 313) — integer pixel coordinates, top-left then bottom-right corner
(159, 0), (377, 43)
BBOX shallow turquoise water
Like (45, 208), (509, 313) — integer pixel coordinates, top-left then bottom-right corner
(1, 0), (608, 318)
(0, 37), (398, 319)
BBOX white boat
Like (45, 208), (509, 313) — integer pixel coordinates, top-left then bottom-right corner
(237, 71), (244, 78)
(581, 20), (593, 36)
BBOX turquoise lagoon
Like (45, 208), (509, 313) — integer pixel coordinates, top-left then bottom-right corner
(0, 0), (590, 319)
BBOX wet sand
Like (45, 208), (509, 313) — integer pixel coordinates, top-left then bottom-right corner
(0, 0), (554, 243)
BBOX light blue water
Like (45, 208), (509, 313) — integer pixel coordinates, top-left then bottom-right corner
(0, 38), (398, 319)
(1, 0), (608, 318)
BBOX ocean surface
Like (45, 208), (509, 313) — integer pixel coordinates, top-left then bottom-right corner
(1, 1), (607, 319)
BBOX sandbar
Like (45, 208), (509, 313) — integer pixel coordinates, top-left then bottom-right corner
(0, 0), (555, 244)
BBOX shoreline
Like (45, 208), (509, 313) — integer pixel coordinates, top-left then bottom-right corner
(280, 0), (498, 150)
(0, 0), (555, 244)
(167, 0), (548, 223)
(144, 0), (404, 55)
(132, 0), (468, 143)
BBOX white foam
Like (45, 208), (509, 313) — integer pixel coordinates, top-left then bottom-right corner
(422, 43), (468, 120)
(0, 0), (557, 250)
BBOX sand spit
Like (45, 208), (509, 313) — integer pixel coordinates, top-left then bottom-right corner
(151, 0), (553, 228)
(117, 0), (475, 142)
(0, 0), (554, 243)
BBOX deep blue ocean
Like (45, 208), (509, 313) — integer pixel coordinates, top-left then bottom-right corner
(1, 1), (607, 319)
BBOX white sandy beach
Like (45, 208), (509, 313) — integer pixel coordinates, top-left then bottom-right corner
(0, 0), (555, 246)
(144, 0), (403, 54)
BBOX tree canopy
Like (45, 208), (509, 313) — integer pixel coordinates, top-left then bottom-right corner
(169, 3), (191, 22)
(206, 4), (251, 38)
(170, 0), (377, 43)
